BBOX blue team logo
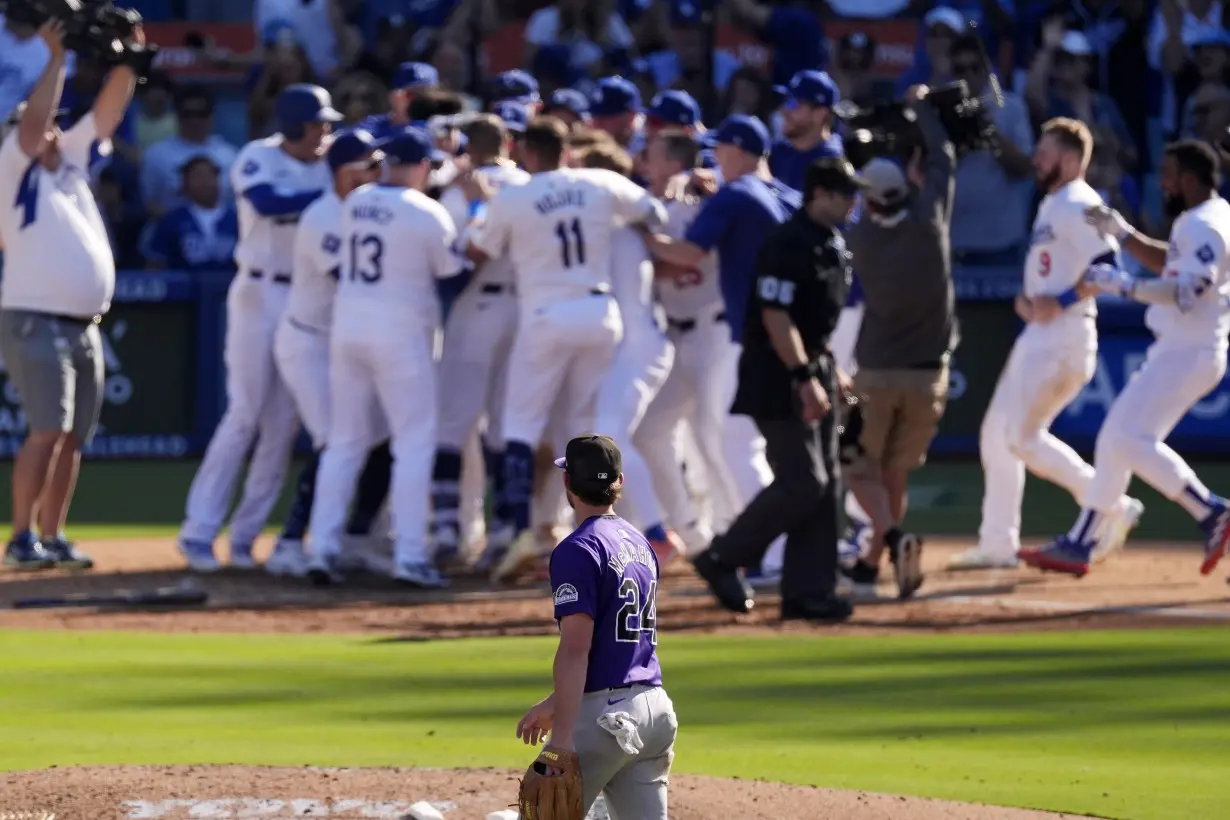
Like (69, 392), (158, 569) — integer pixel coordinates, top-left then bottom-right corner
(241, 159), (260, 176)
(322, 233), (341, 254)
(1196, 243), (1216, 264)
(553, 584), (579, 606)
(1030, 224), (1055, 246)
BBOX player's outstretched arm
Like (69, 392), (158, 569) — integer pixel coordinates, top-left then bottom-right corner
(1085, 204), (1168, 274)
(548, 614), (593, 751)
(15, 22), (67, 158)
(91, 26), (143, 142)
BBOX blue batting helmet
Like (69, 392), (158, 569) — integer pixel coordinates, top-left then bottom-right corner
(275, 84), (343, 141)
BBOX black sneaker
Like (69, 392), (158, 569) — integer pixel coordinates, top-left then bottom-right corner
(692, 549), (754, 614)
(839, 559), (879, 598)
(781, 596), (854, 623)
(3, 531), (54, 570)
(41, 536), (94, 569)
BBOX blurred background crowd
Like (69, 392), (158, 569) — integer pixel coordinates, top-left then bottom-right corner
(0, 0), (1225, 277)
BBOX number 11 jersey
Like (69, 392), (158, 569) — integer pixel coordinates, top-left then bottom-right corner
(471, 167), (662, 314)
(550, 514), (663, 693)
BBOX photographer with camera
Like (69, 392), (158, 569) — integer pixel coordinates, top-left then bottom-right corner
(0, 18), (140, 571)
(841, 84), (958, 602)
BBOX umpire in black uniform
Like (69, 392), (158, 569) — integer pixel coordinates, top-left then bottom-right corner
(692, 157), (866, 623)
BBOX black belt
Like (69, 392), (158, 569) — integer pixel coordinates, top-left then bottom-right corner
(481, 283), (514, 295)
(250, 268), (291, 285)
(591, 286), (610, 296)
(667, 310), (727, 333)
(45, 312), (101, 325)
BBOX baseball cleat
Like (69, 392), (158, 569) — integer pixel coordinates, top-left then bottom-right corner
(1019, 536), (1092, 578)
(3, 532), (55, 570)
(946, 545), (1019, 571)
(476, 521), (515, 573)
(1091, 498), (1144, 563)
(491, 530), (542, 583)
(179, 538), (220, 573)
(691, 549), (754, 614)
(745, 565), (782, 590)
(1199, 506), (1230, 575)
(41, 536), (95, 570)
(394, 561), (450, 589)
(228, 543), (258, 570)
(648, 529), (685, 566)
(891, 533), (924, 599)
(838, 560), (879, 599)
(265, 539), (307, 578)
(306, 553), (344, 587)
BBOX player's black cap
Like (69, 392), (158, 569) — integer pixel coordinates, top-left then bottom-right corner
(804, 156), (868, 197)
(554, 435), (622, 486)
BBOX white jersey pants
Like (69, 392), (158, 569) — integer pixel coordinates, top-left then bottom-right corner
(274, 318), (331, 449)
(1085, 341), (1227, 513)
(181, 276), (299, 547)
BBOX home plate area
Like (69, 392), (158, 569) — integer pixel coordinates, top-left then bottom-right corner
(0, 765), (1100, 820)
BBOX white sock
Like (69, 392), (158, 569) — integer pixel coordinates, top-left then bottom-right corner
(1066, 508), (1101, 545)
(1176, 482), (1225, 522)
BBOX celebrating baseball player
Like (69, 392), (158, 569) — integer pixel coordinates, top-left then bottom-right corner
(1023, 139), (1230, 577)
(306, 126), (463, 588)
(576, 143), (683, 563)
(953, 118), (1143, 571)
(463, 116), (667, 582)
(178, 84), (337, 573)
(432, 114), (530, 568)
(515, 435), (677, 820)
(267, 128), (387, 577)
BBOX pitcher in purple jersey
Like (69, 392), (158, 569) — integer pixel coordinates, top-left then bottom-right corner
(515, 434), (678, 819)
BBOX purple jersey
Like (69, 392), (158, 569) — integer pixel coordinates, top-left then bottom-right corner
(550, 515), (663, 693)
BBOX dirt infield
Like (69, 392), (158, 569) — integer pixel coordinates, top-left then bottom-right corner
(0, 765), (1101, 820)
(2, 535), (1224, 820)
(0, 535), (1226, 637)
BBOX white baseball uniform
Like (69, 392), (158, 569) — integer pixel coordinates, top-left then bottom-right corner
(978, 179), (1133, 554)
(593, 227), (675, 531)
(635, 197), (762, 541)
(1082, 196), (1230, 520)
(433, 165), (530, 549)
(308, 182), (463, 566)
(180, 136), (330, 551)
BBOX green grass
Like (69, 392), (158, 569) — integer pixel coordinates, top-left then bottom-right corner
(3, 629), (1230, 820)
(12, 459), (1230, 540)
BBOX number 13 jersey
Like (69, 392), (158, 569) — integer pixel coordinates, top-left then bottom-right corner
(471, 167), (662, 314)
(550, 514), (663, 693)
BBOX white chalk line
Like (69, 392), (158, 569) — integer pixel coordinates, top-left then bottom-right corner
(940, 595), (1230, 620)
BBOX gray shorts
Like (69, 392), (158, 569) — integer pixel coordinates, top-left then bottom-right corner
(0, 308), (104, 442)
(578, 683), (677, 820)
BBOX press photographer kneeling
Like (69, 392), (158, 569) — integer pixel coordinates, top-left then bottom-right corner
(841, 83), (960, 601)
(0, 14), (145, 570)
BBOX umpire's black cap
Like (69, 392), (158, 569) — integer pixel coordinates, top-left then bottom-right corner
(554, 435), (622, 486)
(805, 156), (868, 197)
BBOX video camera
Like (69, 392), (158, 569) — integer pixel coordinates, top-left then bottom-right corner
(834, 80), (999, 169)
(0, 0), (157, 79)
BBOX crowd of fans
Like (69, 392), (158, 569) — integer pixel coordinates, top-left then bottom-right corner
(1, 0), (1228, 275)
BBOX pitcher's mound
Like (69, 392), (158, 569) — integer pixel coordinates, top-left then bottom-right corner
(1, 765), (1100, 820)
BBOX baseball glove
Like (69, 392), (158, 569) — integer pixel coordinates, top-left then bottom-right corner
(517, 744), (584, 820)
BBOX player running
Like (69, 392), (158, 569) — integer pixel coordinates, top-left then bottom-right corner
(178, 84), (336, 572)
(952, 118), (1143, 570)
(306, 126), (464, 588)
(1024, 139), (1230, 577)
(464, 116), (667, 582)
(515, 435), (677, 820)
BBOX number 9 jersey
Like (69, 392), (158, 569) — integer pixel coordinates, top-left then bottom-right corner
(1025, 179), (1119, 305)
(335, 182), (464, 328)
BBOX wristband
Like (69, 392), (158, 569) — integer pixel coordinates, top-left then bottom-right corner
(468, 200), (486, 220)
(1055, 286), (1081, 309)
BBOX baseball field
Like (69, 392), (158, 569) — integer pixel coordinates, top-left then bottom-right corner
(2, 461), (1229, 820)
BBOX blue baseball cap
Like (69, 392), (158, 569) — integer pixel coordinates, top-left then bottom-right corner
(648, 90), (701, 127)
(327, 128), (383, 170)
(262, 19), (298, 46)
(492, 69), (540, 104)
(494, 100), (530, 133)
(380, 125), (446, 165)
(774, 69), (840, 109)
(532, 44), (580, 87)
(590, 75), (642, 117)
(545, 88), (590, 119)
(711, 115), (770, 157)
(391, 62), (439, 91)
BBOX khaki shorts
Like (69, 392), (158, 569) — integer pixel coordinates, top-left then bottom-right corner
(850, 366), (949, 475)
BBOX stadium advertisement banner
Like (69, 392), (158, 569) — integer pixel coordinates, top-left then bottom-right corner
(144, 23), (257, 80)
